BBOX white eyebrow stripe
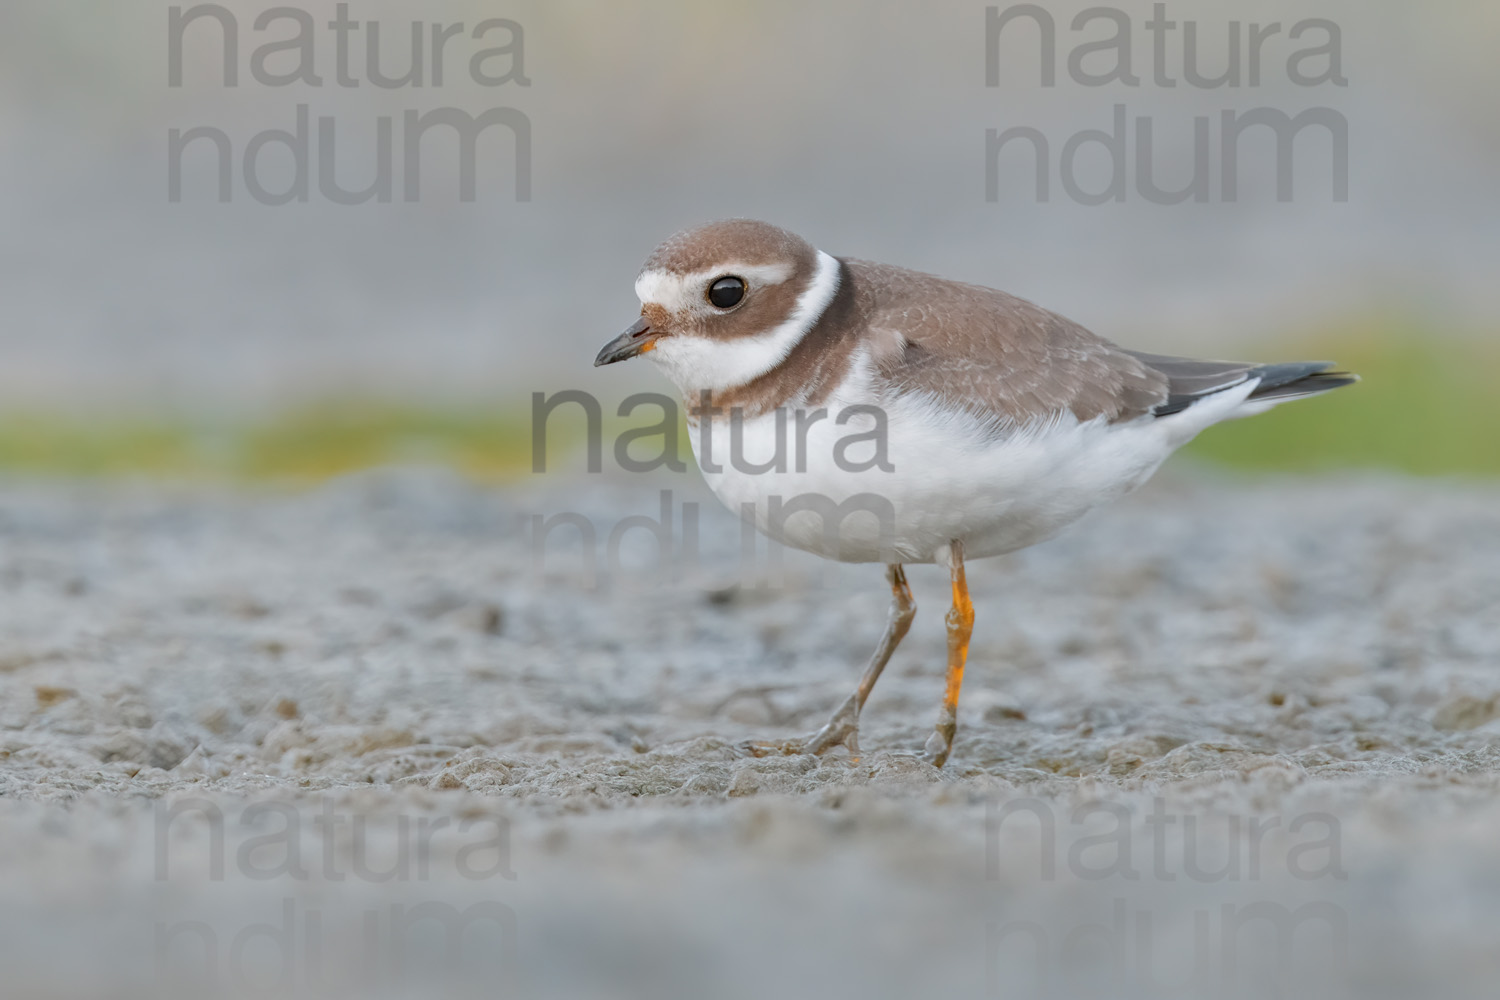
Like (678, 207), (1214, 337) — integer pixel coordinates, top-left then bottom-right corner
(634, 262), (797, 312)
(643, 250), (843, 393)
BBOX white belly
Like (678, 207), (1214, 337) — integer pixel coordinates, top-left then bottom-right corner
(688, 384), (1241, 565)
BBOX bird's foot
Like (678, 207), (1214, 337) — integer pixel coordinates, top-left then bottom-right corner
(736, 738), (809, 758)
(738, 694), (863, 759)
(801, 693), (861, 756)
(920, 715), (956, 769)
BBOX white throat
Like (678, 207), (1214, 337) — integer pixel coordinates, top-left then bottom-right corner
(644, 250), (842, 394)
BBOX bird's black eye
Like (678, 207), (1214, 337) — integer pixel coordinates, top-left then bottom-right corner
(707, 276), (746, 309)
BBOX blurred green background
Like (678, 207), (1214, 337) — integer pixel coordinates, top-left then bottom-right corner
(1, 315), (1494, 481)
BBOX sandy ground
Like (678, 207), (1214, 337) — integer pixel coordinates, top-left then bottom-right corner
(2, 467), (1499, 999)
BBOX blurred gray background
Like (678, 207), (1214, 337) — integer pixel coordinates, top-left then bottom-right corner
(0, 0), (1495, 414)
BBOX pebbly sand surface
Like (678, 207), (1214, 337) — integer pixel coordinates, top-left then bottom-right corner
(1, 467), (1499, 999)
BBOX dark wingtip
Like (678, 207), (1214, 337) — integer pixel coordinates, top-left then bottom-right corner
(1247, 367), (1360, 403)
(1148, 359), (1358, 416)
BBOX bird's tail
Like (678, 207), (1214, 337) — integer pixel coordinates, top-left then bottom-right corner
(1126, 351), (1359, 417)
(1243, 361), (1360, 405)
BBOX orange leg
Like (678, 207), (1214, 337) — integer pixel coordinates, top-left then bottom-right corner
(923, 540), (973, 768)
(803, 564), (916, 756)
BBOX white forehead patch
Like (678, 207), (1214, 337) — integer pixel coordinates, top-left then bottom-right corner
(634, 261), (797, 315)
(644, 250), (842, 394)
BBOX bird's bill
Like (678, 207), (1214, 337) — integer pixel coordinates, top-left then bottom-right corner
(593, 316), (659, 366)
